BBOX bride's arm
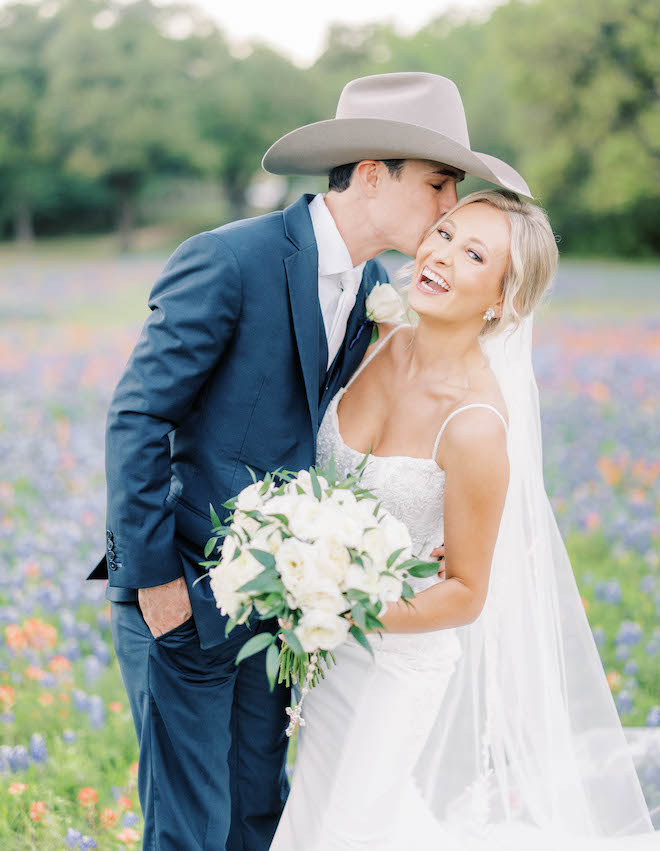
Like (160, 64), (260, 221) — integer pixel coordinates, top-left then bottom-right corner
(375, 410), (509, 633)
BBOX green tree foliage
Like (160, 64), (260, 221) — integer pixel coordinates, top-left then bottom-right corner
(0, 0), (658, 255)
(0, 2), (59, 241)
(488, 0), (660, 253)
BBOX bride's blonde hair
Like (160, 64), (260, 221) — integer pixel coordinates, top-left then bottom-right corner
(416, 189), (558, 337)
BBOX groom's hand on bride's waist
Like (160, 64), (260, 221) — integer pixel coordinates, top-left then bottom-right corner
(430, 544), (446, 580)
(138, 576), (192, 638)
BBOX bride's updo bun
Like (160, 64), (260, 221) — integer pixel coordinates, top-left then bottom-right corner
(432, 189), (559, 337)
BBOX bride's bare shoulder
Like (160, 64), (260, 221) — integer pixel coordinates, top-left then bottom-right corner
(364, 322), (413, 358)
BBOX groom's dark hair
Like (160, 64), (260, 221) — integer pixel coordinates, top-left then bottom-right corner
(328, 159), (406, 192)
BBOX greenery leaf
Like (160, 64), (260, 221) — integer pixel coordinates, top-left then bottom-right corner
(266, 642), (279, 691)
(309, 467), (322, 501)
(235, 632), (274, 665)
(204, 536), (218, 558)
(239, 569), (283, 594)
(248, 549), (276, 571)
(386, 547), (406, 569)
(349, 624), (374, 658)
(407, 561), (441, 578)
(283, 629), (305, 657)
(209, 504), (222, 530)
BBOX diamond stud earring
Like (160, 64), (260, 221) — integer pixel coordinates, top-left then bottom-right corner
(483, 307), (496, 321)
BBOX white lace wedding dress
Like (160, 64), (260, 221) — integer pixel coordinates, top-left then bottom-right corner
(270, 325), (659, 851)
(270, 326), (509, 850)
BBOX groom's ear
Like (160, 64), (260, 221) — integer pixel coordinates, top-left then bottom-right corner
(355, 160), (382, 196)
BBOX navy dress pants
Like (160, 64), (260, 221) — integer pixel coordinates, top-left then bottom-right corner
(110, 580), (290, 849)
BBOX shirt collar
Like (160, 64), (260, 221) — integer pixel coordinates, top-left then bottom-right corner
(308, 193), (366, 284)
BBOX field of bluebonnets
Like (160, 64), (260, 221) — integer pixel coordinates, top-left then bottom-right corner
(0, 243), (659, 847)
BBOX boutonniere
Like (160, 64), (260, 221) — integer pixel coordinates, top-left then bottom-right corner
(349, 281), (406, 349)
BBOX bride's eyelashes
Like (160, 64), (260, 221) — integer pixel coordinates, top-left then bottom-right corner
(436, 228), (484, 263)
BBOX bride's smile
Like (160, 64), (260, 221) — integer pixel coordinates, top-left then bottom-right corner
(409, 200), (510, 329)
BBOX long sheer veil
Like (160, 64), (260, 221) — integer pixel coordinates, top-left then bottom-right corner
(414, 314), (658, 845)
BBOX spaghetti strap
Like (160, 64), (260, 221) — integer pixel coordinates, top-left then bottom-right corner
(345, 325), (409, 391)
(431, 403), (508, 461)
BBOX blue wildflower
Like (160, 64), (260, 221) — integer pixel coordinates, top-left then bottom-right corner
(122, 811), (140, 827)
(62, 729), (77, 743)
(65, 827), (83, 848)
(29, 733), (48, 763)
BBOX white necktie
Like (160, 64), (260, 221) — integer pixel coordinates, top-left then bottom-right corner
(326, 269), (360, 369)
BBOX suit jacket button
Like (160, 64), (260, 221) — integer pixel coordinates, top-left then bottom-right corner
(109, 560), (118, 571)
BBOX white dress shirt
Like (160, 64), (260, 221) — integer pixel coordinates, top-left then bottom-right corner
(308, 193), (366, 371)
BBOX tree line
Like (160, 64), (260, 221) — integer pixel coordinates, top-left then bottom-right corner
(0, 0), (658, 255)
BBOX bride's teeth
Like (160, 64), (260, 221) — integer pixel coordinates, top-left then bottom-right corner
(421, 266), (450, 292)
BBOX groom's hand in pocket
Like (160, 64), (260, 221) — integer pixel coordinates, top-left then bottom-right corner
(138, 576), (192, 638)
(430, 544), (446, 580)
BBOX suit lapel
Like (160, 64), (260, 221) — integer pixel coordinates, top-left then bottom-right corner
(283, 195), (322, 439)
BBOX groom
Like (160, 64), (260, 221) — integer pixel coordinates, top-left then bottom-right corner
(88, 72), (529, 850)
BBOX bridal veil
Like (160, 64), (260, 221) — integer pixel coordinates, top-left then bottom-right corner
(414, 314), (658, 846)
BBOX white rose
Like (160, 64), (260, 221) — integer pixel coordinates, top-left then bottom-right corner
(208, 547), (263, 618)
(366, 282), (405, 324)
(236, 482), (266, 512)
(380, 514), (413, 566)
(328, 488), (357, 509)
(232, 511), (261, 541)
(275, 537), (317, 602)
(297, 589), (347, 616)
(291, 470), (329, 499)
(378, 573), (403, 604)
(345, 562), (381, 603)
(314, 535), (351, 587)
(289, 499), (325, 541)
(294, 610), (351, 652)
(318, 503), (363, 549)
(361, 526), (388, 569)
(249, 524), (283, 556)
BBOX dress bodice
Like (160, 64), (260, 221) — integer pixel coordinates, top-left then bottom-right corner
(317, 387), (447, 595)
(316, 325), (509, 598)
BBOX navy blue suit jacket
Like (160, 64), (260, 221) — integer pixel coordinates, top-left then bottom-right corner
(87, 194), (387, 647)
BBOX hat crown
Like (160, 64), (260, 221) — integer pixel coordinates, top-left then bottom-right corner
(336, 72), (471, 149)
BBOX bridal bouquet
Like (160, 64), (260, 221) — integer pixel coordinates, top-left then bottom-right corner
(200, 459), (439, 734)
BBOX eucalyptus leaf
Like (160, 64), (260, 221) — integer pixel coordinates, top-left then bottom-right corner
(209, 504), (222, 530)
(266, 642), (279, 691)
(239, 570), (282, 594)
(386, 547), (406, 569)
(204, 537), (218, 559)
(248, 549), (276, 571)
(235, 632), (274, 666)
(283, 628), (305, 657)
(349, 624), (374, 658)
(407, 561), (440, 578)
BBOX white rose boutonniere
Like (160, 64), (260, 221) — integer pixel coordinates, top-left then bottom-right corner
(365, 282), (406, 343)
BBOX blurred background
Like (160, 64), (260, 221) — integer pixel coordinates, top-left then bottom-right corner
(0, 0), (658, 847)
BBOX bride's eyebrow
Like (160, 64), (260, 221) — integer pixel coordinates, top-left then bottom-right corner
(441, 219), (488, 251)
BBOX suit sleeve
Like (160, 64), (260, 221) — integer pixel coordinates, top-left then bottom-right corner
(104, 232), (242, 589)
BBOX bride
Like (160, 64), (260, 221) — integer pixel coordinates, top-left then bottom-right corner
(270, 189), (658, 849)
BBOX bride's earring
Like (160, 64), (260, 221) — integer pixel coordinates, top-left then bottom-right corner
(483, 307), (496, 321)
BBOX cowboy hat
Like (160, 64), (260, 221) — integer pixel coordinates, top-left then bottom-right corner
(262, 72), (532, 197)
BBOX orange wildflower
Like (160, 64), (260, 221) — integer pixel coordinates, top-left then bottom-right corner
(29, 801), (48, 821)
(118, 795), (133, 810)
(607, 671), (622, 692)
(38, 693), (54, 707)
(101, 807), (119, 827)
(48, 655), (71, 675)
(109, 701), (122, 714)
(0, 684), (15, 709)
(597, 456), (622, 487)
(78, 787), (99, 808)
(24, 665), (46, 681)
(8, 782), (27, 795)
(129, 761), (139, 778)
(117, 827), (140, 845)
(4, 625), (27, 651)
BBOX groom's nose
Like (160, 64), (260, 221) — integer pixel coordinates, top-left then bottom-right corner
(437, 181), (458, 215)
